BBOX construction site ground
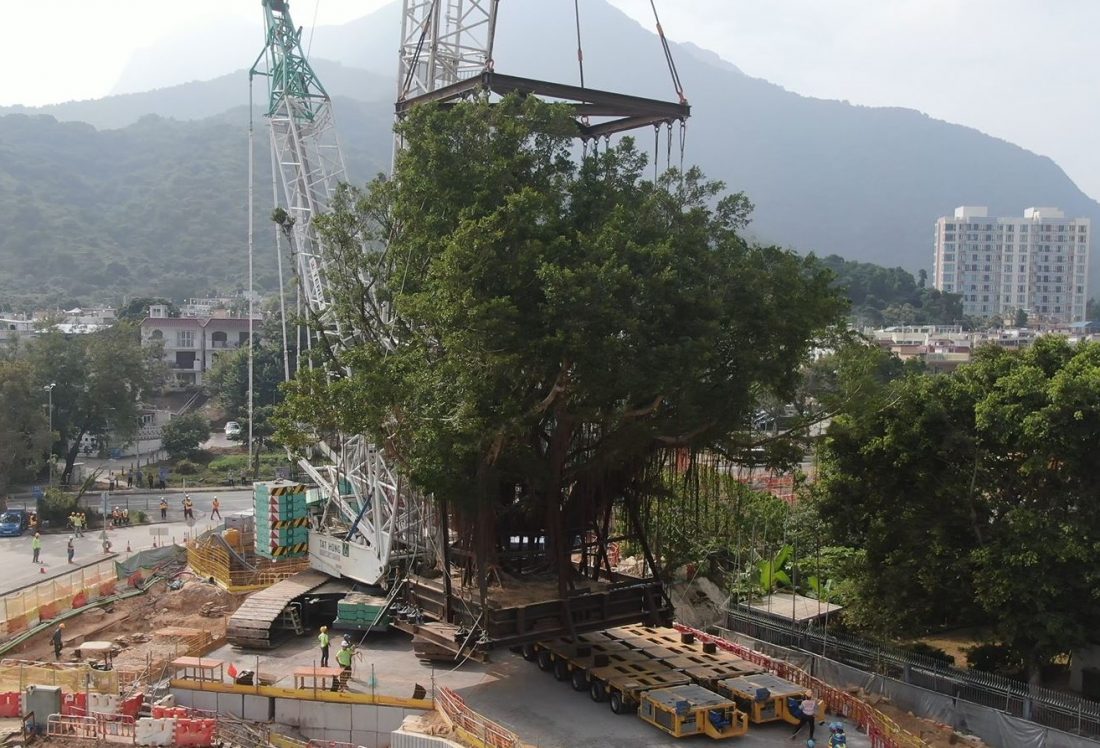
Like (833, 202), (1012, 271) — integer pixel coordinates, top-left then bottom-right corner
(3, 578), (977, 747)
(7, 579), (236, 673)
(190, 630), (872, 748)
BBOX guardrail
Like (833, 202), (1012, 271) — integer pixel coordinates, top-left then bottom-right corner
(726, 605), (1100, 736)
(436, 686), (521, 748)
(675, 624), (926, 748)
(47, 712), (135, 741)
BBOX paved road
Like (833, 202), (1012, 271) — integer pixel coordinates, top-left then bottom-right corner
(0, 489), (257, 596)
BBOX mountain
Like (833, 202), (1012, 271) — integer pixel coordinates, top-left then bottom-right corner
(0, 60), (391, 131)
(0, 100), (393, 307)
(2, 0), (1098, 306)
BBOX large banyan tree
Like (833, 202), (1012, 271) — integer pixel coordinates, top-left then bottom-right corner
(277, 96), (846, 599)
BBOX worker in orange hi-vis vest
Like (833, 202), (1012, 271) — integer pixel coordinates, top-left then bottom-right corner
(210, 496), (221, 520)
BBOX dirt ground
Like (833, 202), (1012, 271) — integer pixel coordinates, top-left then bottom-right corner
(11, 579), (242, 674)
(863, 695), (986, 747)
(912, 628), (990, 669)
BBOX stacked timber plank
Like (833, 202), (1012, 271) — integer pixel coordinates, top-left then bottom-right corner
(535, 624), (763, 690)
(254, 481), (310, 560)
(227, 570), (329, 648)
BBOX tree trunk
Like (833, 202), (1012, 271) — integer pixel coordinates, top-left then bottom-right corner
(61, 430), (85, 485)
(544, 410), (574, 598)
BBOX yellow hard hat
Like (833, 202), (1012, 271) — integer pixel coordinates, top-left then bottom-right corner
(320, 626), (328, 632)
(59, 623), (66, 629)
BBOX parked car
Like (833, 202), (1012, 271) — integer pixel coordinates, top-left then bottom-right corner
(0, 510), (29, 537)
(224, 421), (242, 438)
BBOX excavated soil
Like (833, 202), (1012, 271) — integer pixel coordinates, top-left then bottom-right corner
(10, 579), (242, 673)
(863, 695), (987, 747)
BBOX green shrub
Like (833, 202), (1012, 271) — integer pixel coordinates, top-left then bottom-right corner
(135, 510), (148, 524)
(966, 643), (1025, 678)
(175, 459), (199, 475)
(38, 488), (80, 528)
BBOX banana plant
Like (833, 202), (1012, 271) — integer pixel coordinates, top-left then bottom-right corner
(806, 574), (834, 601)
(758, 544), (793, 592)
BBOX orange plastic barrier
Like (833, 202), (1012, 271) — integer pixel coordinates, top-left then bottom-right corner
(673, 625), (925, 748)
(151, 705), (191, 719)
(436, 687), (520, 748)
(0, 692), (20, 718)
(62, 691), (87, 716)
(119, 692), (144, 718)
(174, 717), (216, 747)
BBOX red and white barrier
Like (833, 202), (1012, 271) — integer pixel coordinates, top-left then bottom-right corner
(0, 692), (20, 718)
(136, 717), (175, 746)
(174, 717), (216, 747)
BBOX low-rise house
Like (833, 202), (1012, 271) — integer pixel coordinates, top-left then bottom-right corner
(140, 304), (259, 388)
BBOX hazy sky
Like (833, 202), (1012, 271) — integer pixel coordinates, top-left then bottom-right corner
(3, 0), (1097, 198)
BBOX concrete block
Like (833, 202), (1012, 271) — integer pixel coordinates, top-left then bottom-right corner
(215, 693), (243, 717)
(242, 695), (268, 722)
(188, 691), (218, 714)
(373, 707), (406, 735)
(350, 729), (379, 748)
(308, 701), (351, 731)
(273, 697), (301, 726)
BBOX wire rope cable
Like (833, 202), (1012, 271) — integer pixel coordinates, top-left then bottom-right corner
(573, 0), (586, 88)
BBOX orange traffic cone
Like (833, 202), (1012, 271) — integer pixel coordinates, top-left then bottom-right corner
(39, 566), (46, 574)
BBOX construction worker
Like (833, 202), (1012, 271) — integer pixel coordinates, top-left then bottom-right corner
(31, 532), (41, 563)
(159, 497), (168, 520)
(67, 537), (75, 564)
(790, 696), (818, 741)
(333, 642), (354, 691)
(183, 495), (194, 520)
(318, 626), (330, 667)
(73, 512), (83, 537)
(210, 496), (221, 520)
(52, 623), (65, 660)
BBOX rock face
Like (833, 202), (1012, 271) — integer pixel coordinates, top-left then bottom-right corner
(667, 573), (727, 629)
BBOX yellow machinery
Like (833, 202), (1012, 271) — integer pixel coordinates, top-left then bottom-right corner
(715, 673), (810, 725)
(638, 684), (749, 739)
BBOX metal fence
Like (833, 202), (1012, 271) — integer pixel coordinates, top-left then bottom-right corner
(726, 606), (1100, 738)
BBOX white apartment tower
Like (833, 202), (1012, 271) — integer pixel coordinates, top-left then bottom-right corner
(933, 206), (1090, 323)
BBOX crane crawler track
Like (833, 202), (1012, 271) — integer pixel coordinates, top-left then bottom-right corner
(227, 570), (331, 649)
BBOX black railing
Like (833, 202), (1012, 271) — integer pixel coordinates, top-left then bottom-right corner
(725, 605), (1100, 737)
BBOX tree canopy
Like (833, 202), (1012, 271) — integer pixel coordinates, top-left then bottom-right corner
(815, 336), (1100, 681)
(821, 255), (964, 327)
(0, 355), (52, 496)
(26, 323), (164, 482)
(161, 411), (210, 460)
(278, 96), (846, 594)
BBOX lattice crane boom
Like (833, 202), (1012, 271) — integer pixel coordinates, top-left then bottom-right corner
(252, 0), (433, 587)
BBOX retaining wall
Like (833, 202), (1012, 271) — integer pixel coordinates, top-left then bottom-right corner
(172, 685), (429, 748)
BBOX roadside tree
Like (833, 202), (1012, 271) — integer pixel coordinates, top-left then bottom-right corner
(817, 337), (1100, 682)
(27, 323), (164, 483)
(0, 357), (52, 495)
(161, 411), (211, 460)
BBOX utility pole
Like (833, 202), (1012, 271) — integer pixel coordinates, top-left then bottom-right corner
(43, 383), (56, 486)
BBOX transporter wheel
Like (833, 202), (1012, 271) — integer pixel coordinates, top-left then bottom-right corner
(570, 668), (588, 691)
(590, 680), (607, 702)
(537, 650), (554, 671)
(553, 659), (570, 681)
(521, 644), (538, 662)
(609, 690), (629, 715)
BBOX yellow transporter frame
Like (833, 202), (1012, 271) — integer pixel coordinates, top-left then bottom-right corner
(638, 684), (749, 739)
(715, 673), (810, 725)
(587, 659), (692, 715)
